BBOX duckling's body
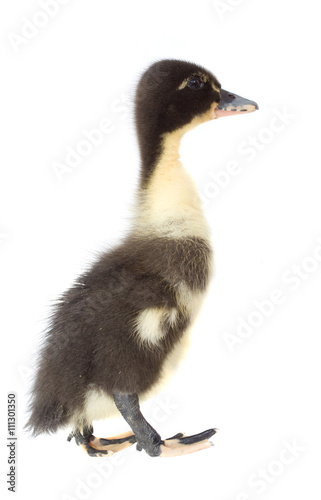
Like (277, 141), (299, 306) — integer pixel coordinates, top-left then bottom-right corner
(27, 60), (258, 457)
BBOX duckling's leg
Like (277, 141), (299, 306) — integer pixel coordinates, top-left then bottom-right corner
(67, 425), (136, 457)
(113, 392), (217, 458)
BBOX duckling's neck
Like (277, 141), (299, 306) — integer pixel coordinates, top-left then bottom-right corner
(134, 128), (210, 240)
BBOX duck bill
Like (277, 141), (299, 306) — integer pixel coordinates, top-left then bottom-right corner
(215, 88), (259, 118)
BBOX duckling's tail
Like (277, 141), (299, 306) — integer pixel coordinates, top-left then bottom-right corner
(25, 395), (69, 437)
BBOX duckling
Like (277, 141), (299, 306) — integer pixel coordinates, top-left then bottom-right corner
(26, 59), (258, 458)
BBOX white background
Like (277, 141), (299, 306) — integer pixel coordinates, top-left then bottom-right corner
(1, 0), (321, 499)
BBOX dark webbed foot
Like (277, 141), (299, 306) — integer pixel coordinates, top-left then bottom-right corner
(67, 425), (136, 457)
(114, 392), (217, 458)
(159, 428), (217, 457)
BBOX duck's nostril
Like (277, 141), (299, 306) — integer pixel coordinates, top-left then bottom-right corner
(228, 94), (235, 99)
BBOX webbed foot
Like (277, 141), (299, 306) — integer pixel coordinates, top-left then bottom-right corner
(114, 392), (217, 458)
(158, 428), (217, 457)
(67, 425), (136, 457)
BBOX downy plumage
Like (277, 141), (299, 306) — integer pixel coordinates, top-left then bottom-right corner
(26, 59), (258, 457)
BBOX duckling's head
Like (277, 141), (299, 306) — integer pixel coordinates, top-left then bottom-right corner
(135, 59), (258, 186)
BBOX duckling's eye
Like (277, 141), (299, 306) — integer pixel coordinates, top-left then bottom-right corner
(187, 77), (204, 90)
